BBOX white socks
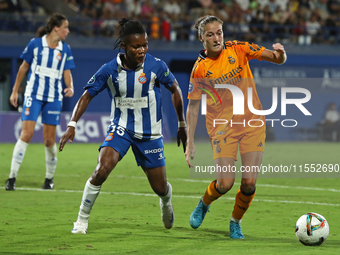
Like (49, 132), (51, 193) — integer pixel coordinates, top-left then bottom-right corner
(9, 139), (28, 178)
(45, 144), (57, 179)
(160, 182), (172, 204)
(77, 179), (102, 223)
(9, 141), (57, 179)
(231, 216), (241, 224)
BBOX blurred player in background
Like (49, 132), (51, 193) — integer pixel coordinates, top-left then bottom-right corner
(185, 15), (287, 238)
(6, 13), (75, 191)
(59, 19), (187, 234)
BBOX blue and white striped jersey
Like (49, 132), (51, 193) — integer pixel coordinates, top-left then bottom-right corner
(21, 35), (75, 102)
(85, 53), (175, 140)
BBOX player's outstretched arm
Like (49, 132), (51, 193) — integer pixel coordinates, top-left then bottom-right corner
(185, 99), (200, 168)
(59, 90), (93, 152)
(167, 80), (187, 153)
(261, 43), (287, 65)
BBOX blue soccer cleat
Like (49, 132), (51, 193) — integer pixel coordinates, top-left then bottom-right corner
(229, 220), (244, 239)
(190, 197), (210, 229)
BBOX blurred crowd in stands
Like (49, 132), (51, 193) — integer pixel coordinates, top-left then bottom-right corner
(1, 0), (340, 44)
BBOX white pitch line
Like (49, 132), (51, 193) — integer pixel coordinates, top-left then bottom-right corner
(114, 175), (340, 193)
(1, 186), (339, 207)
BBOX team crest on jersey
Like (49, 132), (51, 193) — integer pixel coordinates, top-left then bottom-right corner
(56, 53), (62, 61)
(228, 56), (235, 64)
(24, 108), (30, 116)
(138, 73), (147, 84)
(105, 132), (114, 141)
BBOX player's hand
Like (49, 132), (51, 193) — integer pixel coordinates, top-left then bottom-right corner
(64, 87), (74, 98)
(185, 142), (195, 168)
(272, 43), (285, 55)
(9, 91), (19, 107)
(59, 127), (75, 152)
(177, 127), (187, 153)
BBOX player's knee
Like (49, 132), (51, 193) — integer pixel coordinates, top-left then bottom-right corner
(216, 179), (233, 193)
(152, 182), (168, 196)
(20, 130), (34, 143)
(44, 138), (55, 147)
(92, 163), (115, 185)
(240, 179), (256, 193)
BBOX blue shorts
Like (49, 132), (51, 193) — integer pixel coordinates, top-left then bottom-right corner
(100, 125), (165, 168)
(22, 96), (62, 125)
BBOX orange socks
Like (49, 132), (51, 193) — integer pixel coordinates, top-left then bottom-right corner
(232, 186), (255, 221)
(202, 180), (224, 205)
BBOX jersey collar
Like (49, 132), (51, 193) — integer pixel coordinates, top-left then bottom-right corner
(42, 35), (63, 51)
(117, 53), (144, 70)
(199, 44), (226, 59)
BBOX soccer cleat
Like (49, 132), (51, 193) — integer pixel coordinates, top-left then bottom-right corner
(71, 221), (88, 234)
(229, 220), (244, 239)
(42, 178), (54, 189)
(190, 197), (210, 229)
(160, 198), (175, 229)
(5, 178), (16, 191)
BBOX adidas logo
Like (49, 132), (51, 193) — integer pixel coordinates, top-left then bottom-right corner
(205, 71), (213, 77)
(257, 142), (263, 147)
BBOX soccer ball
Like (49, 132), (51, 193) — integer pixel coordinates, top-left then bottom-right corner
(295, 212), (329, 246)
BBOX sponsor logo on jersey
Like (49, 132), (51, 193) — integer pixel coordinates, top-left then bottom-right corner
(56, 53), (62, 61)
(88, 76), (95, 84)
(144, 147), (163, 154)
(47, 111), (60, 115)
(188, 82), (194, 93)
(205, 71), (213, 77)
(138, 73), (147, 84)
(164, 71), (169, 77)
(67, 56), (73, 61)
(208, 65), (243, 87)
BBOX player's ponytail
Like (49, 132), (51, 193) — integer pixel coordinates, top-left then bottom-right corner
(37, 13), (67, 38)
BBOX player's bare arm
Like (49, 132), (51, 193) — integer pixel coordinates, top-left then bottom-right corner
(59, 90), (93, 152)
(167, 79), (187, 152)
(10, 60), (30, 107)
(185, 99), (200, 167)
(63, 69), (74, 97)
(261, 43), (287, 65)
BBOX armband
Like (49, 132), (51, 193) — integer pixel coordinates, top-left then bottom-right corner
(178, 121), (187, 128)
(67, 121), (77, 128)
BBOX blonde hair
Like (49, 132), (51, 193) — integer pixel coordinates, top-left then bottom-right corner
(194, 15), (223, 37)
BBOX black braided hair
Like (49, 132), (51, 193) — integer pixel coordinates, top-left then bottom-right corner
(113, 18), (146, 50)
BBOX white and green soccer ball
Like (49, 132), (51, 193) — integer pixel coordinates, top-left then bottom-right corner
(295, 212), (329, 246)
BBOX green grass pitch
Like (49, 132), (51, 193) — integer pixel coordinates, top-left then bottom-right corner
(0, 142), (339, 254)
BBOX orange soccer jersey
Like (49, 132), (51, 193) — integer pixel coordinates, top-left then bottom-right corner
(188, 41), (266, 138)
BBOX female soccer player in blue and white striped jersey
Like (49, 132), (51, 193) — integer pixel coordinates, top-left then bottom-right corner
(59, 19), (187, 234)
(6, 13), (75, 191)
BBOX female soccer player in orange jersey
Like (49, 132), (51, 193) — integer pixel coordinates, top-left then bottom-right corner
(185, 15), (287, 239)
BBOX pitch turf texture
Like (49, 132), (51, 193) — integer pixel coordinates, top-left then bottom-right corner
(0, 142), (339, 255)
